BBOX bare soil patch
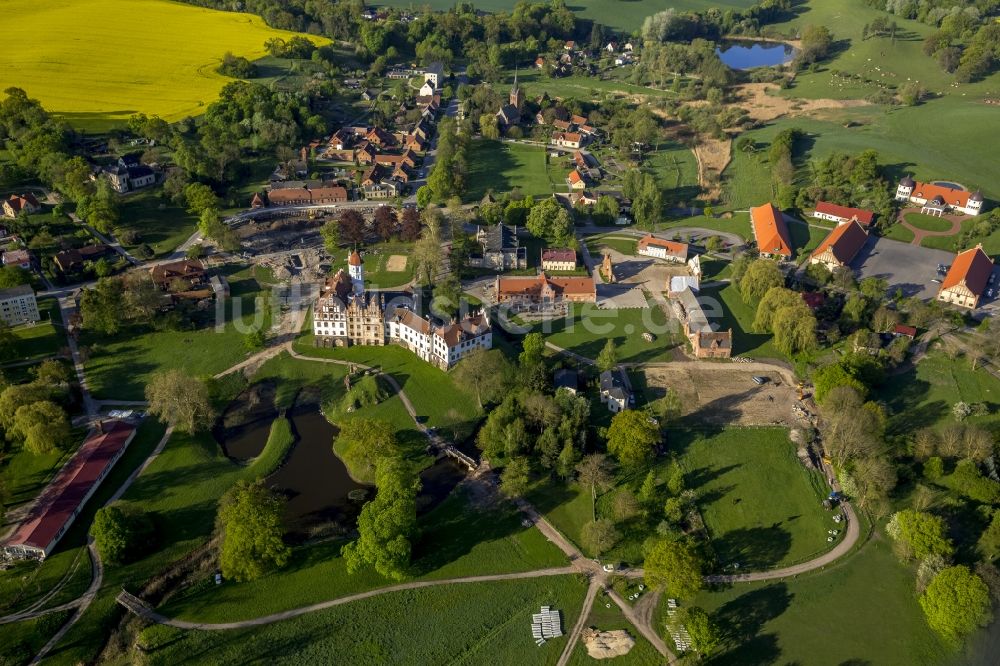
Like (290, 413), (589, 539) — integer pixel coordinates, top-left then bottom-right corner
(735, 83), (870, 123)
(641, 365), (796, 426)
(386, 254), (407, 272)
(692, 137), (731, 200)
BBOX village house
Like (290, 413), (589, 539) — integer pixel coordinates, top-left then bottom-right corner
(541, 248), (577, 272)
(150, 258), (207, 292)
(265, 183), (348, 206)
(936, 244), (995, 309)
(895, 177), (984, 216)
(2, 421), (137, 560)
(893, 324), (917, 340)
(535, 56), (545, 69)
(423, 61), (445, 89)
(2, 249), (32, 270)
(494, 273), (596, 309)
(471, 224), (527, 270)
(812, 201), (875, 227)
(53, 244), (111, 273)
(551, 132), (583, 149)
(750, 203), (793, 259)
(809, 219), (869, 271)
(364, 180), (402, 199)
(675, 287), (732, 359)
(419, 81), (436, 97)
(105, 154), (156, 194)
(2, 193), (41, 218)
(567, 169), (588, 190)
(0, 284), (40, 326)
(637, 235), (688, 263)
(568, 191), (599, 207)
(599, 369), (631, 413)
(553, 119), (572, 132)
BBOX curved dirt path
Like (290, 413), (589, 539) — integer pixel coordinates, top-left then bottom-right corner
(896, 210), (963, 246)
(129, 567), (576, 630)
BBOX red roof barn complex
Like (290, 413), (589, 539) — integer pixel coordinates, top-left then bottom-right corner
(936, 245), (995, 309)
(750, 203), (793, 259)
(3, 422), (137, 560)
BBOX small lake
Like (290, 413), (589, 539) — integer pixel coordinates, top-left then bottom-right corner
(717, 40), (795, 70)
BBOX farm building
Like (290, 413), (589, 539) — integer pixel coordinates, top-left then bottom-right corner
(541, 248), (577, 272)
(495, 274), (596, 307)
(750, 203), (792, 259)
(810, 220), (869, 271)
(637, 235), (688, 263)
(936, 244), (995, 309)
(812, 201), (875, 226)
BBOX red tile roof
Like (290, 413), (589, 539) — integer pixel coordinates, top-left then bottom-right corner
(940, 245), (994, 297)
(568, 169), (584, 184)
(893, 324), (917, 338)
(911, 182), (973, 208)
(811, 219), (869, 265)
(750, 203), (792, 257)
(814, 201), (875, 226)
(497, 273), (594, 299)
(5, 422), (136, 554)
(542, 248), (576, 263)
(637, 234), (688, 257)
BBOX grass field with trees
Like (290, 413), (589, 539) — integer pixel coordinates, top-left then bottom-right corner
(0, 0), (327, 129)
(465, 140), (564, 202)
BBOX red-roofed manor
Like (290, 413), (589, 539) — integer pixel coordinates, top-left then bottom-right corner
(937, 244), (995, 309)
(495, 273), (596, 308)
(895, 177), (984, 216)
(750, 203), (793, 259)
(810, 220), (869, 271)
(3, 422), (137, 560)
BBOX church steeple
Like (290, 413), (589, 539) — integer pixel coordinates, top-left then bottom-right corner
(509, 65), (523, 110)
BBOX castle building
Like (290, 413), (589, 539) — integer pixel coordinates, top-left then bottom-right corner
(312, 254), (492, 369)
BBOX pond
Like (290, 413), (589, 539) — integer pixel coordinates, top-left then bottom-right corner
(216, 388), (468, 537)
(716, 40), (795, 70)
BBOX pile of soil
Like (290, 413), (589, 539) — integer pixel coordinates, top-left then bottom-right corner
(582, 628), (636, 659)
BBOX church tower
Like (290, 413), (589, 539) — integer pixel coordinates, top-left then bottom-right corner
(509, 67), (523, 110)
(348, 249), (364, 295)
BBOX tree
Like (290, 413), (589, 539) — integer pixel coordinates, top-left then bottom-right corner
(320, 219), (340, 254)
(677, 607), (722, 658)
(479, 113), (500, 140)
(339, 209), (366, 246)
(739, 259), (784, 302)
(813, 362), (868, 403)
(145, 369), (215, 433)
(80, 277), (124, 335)
(582, 519), (620, 555)
(31, 359), (69, 386)
(644, 538), (704, 599)
(596, 338), (618, 372)
(400, 207), (422, 242)
(12, 400), (70, 455)
(0, 265), (29, 289)
(576, 454), (615, 522)
(919, 566), (992, 643)
(92, 505), (152, 565)
(525, 197), (572, 244)
(500, 457), (531, 497)
(606, 409), (660, 471)
(771, 304), (817, 356)
(648, 389), (683, 424)
(344, 456), (420, 580)
(453, 349), (512, 409)
(639, 471), (658, 505)
(217, 480), (290, 582)
(886, 509), (954, 561)
(336, 419), (398, 482)
(183, 182), (219, 214)
(373, 206), (397, 242)
(797, 25), (833, 67)
(978, 511), (1000, 562)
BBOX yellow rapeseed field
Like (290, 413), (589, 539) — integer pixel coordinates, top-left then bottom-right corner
(1, 0), (327, 129)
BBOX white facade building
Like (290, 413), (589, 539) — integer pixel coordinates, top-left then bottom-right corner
(0, 284), (40, 326)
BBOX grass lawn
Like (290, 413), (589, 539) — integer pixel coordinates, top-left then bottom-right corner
(918, 217), (1000, 255)
(138, 576), (587, 666)
(539, 299), (680, 365)
(788, 220), (828, 262)
(1, 443), (72, 509)
(328, 242), (415, 289)
(0, 0), (327, 129)
(493, 68), (681, 103)
(697, 283), (783, 360)
(159, 486), (568, 623)
(646, 142), (700, 202)
(293, 327), (482, 441)
(685, 534), (947, 666)
(720, 150), (774, 212)
(0, 546), (89, 616)
(117, 190), (198, 258)
(82, 265), (269, 400)
(2, 297), (65, 363)
(879, 345), (1000, 434)
(673, 428), (833, 570)
(584, 234), (637, 257)
(883, 222), (916, 244)
(567, 594), (663, 666)
(658, 213), (753, 242)
(0, 610), (73, 665)
(700, 257), (732, 281)
(332, 391), (429, 483)
(903, 212), (956, 233)
(465, 139), (557, 202)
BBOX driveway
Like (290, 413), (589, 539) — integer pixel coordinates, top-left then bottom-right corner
(852, 236), (955, 300)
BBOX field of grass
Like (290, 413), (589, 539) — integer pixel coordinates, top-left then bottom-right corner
(2, 297), (65, 364)
(1, 441), (72, 510)
(883, 222), (917, 244)
(465, 140), (559, 202)
(0, 545), (89, 616)
(788, 219), (827, 262)
(880, 345), (1000, 434)
(139, 576), (586, 666)
(674, 428), (833, 570)
(567, 595), (663, 666)
(293, 329), (482, 441)
(584, 234), (637, 257)
(0, 610), (73, 665)
(697, 283), (783, 360)
(645, 141), (701, 204)
(686, 534), (947, 665)
(81, 265), (269, 400)
(494, 69), (681, 104)
(328, 243), (415, 289)
(538, 299), (680, 365)
(381, 0), (755, 31)
(903, 212), (956, 233)
(117, 190), (198, 258)
(917, 217), (1000, 255)
(720, 150), (774, 211)
(0, 0), (327, 129)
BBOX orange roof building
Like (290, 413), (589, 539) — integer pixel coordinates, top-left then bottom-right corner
(636, 235), (688, 262)
(810, 219), (869, 270)
(936, 244), (995, 309)
(495, 273), (596, 305)
(750, 203), (793, 258)
(895, 177), (984, 216)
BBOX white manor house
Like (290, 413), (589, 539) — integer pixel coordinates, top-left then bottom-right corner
(894, 177), (984, 217)
(312, 251), (492, 369)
